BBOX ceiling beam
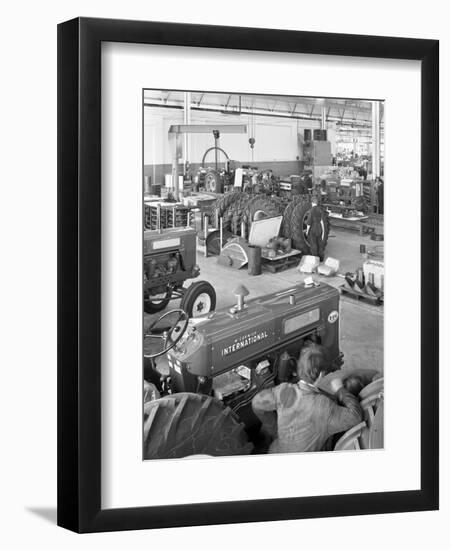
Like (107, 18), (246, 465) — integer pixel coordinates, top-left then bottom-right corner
(168, 124), (247, 134)
(144, 101), (377, 127)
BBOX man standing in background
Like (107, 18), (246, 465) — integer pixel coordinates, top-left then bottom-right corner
(306, 195), (327, 261)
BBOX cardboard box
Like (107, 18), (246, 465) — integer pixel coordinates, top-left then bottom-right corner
(363, 259), (384, 289)
(298, 255), (320, 273)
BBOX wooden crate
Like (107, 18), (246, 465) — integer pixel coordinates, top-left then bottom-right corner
(262, 250), (301, 273)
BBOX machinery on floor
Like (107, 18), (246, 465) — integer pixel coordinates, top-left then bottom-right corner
(144, 226), (216, 317)
(169, 124), (247, 196)
(211, 191), (330, 256)
(321, 177), (369, 215)
(317, 166), (378, 222)
(341, 259), (384, 305)
(143, 282), (343, 458)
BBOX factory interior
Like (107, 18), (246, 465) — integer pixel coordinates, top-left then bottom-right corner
(142, 90), (384, 458)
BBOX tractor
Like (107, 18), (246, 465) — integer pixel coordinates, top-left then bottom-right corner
(143, 282), (345, 459)
(144, 227), (216, 317)
(320, 176), (369, 215)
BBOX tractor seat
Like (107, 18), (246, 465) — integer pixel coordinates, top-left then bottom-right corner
(334, 422), (367, 451)
(359, 376), (384, 400)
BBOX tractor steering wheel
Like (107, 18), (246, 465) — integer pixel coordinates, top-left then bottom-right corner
(144, 309), (189, 359)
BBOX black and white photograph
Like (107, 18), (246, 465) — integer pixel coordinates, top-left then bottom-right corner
(142, 90), (385, 459)
(0, 0), (445, 542)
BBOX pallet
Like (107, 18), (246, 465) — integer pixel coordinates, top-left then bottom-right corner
(339, 284), (384, 306)
(329, 216), (372, 234)
(262, 255), (300, 273)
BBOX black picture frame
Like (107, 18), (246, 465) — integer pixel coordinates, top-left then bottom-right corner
(57, 17), (439, 533)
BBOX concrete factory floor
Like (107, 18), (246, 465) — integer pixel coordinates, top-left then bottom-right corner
(145, 226), (384, 374)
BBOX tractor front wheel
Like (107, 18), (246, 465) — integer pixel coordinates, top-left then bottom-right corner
(180, 281), (216, 318)
(144, 393), (253, 459)
(204, 170), (223, 193)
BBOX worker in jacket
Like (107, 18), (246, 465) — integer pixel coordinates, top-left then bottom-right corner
(251, 343), (363, 453)
(377, 177), (384, 214)
(306, 196), (326, 261)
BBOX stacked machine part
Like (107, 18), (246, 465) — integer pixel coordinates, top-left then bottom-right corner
(144, 203), (191, 230)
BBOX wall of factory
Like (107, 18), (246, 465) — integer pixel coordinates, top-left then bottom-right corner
(143, 107), (336, 185)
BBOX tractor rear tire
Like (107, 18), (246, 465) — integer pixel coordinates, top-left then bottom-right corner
(222, 194), (250, 232)
(281, 195), (307, 238)
(243, 196), (284, 227)
(180, 281), (216, 318)
(143, 393), (253, 459)
(290, 202), (330, 255)
(212, 190), (242, 220)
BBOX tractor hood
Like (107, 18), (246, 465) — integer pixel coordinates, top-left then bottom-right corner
(169, 283), (340, 377)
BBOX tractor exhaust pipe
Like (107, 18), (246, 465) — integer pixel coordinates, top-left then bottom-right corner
(232, 285), (249, 312)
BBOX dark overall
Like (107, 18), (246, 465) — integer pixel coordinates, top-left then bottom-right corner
(308, 205), (325, 260)
(377, 182), (384, 214)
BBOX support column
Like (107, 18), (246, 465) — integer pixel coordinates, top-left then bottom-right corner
(321, 105), (326, 130)
(371, 101), (381, 179)
(183, 92), (191, 174)
(171, 133), (181, 201)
